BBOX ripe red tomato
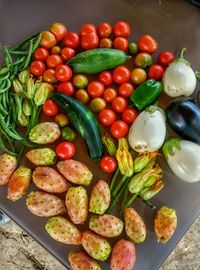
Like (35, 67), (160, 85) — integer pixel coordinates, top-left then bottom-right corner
(57, 81), (75, 96)
(80, 23), (96, 37)
(118, 82), (134, 98)
(100, 38), (113, 48)
(99, 109), (116, 126)
(113, 37), (128, 51)
(113, 21), (131, 38)
(122, 108), (138, 124)
(138, 35), (158, 54)
(64, 32), (80, 49)
(30, 60), (46, 76)
(97, 22), (112, 38)
(40, 31), (57, 49)
(43, 69), (57, 84)
(87, 81), (104, 98)
(51, 46), (61, 55)
(55, 64), (72, 82)
(56, 142), (76, 160)
(43, 99), (59, 116)
(50, 22), (67, 42)
(112, 96), (127, 113)
(61, 47), (75, 61)
(46, 55), (63, 68)
(111, 120), (129, 139)
(81, 32), (99, 50)
(98, 71), (113, 86)
(158, 51), (175, 66)
(148, 64), (164, 80)
(34, 47), (49, 61)
(100, 156), (117, 173)
(103, 88), (117, 103)
(113, 66), (131, 84)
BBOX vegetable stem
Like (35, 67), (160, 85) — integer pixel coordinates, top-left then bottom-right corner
(109, 167), (120, 192)
(112, 175), (128, 197)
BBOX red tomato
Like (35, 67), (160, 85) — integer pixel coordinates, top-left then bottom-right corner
(50, 22), (67, 42)
(103, 88), (117, 103)
(40, 31), (57, 49)
(43, 99), (59, 116)
(112, 96), (127, 113)
(113, 66), (131, 84)
(43, 69), (57, 84)
(56, 142), (76, 160)
(158, 51), (175, 66)
(100, 156), (117, 173)
(30, 60), (46, 76)
(148, 64), (164, 80)
(99, 109), (116, 126)
(46, 55), (63, 68)
(55, 64), (72, 82)
(81, 32), (99, 50)
(57, 81), (75, 96)
(97, 22), (112, 38)
(64, 32), (80, 49)
(138, 35), (158, 54)
(113, 21), (131, 38)
(111, 120), (129, 139)
(122, 108), (138, 124)
(61, 47), (75, 61)
(87, 81), (104, 98)
(113, 37), (128, 51)
(80, 23), (96, 37)
(98, 71), (113, 86)
(118, 82), (134, 98)
(100, 38), (113, 48)
(34, 47), (49, 61)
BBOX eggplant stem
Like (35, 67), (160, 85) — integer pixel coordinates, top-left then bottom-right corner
(195, 71), (200, 81)
(179, 48), (186, 59)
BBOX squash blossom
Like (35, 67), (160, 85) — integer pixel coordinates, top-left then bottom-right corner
(18, 69), (30, 84)
(140, 179), (164, 200)
(102, 133), (117, 156)
(133, 151), (159, 173)
(13, 79), (24, 95)
(26, 74), (36, 99)
(22, 98), (32, 116)
(34, 82), (53, 106)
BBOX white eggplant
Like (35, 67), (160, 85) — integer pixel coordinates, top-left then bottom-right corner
(163, 48), (196, 97)
(163, 138), (200, 183)
(128, 106), (166, 152)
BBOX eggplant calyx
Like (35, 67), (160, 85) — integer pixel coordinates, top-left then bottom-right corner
(146, 105), (166, 118)
(195, 71), (200, 81)
(162, 138), (181, 159)
(176, 48), (190, 66)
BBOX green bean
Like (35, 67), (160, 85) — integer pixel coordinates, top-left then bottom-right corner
(13, 32), (39, 51)
(0, 79), (11, 93)
(3, 47), (13, 65)
(0, 71), (10, 82)
(10, 97), (17, 124)
(8, 56), (25, 67)
(0, 135), (17, 156)
(0, 128), (15, 151)
(0, 79), (7, 89)
(0, 66), (10, 75)
(32, 33), (42, 52)
(2, 92), (8, 109)
(0, 115), (24, 140)
(22, 39), (33, 69)
(9, 50), (28, 56)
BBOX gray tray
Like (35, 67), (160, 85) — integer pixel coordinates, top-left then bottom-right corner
(1, 0), (200, 269)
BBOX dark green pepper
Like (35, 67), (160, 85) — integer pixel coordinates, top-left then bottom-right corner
(130, 79), (163, 111)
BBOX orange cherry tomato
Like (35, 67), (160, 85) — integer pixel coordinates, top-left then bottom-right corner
(113, 37), (128, 51)
(75, 89), (90, 104)
(87, 81), (104, 98)
(112, 96), (128, 113)
(43, 69), (57, 84)
(51, 46), (61, 55)
(113, 21), (131, 38)
(131, 68), (147, 85)
(46, 55), (63, 68)
(50, 22), (67, 42)
(80, 23), (96, 37)
(100, 38), (113, 48)
(40, 31), (57, 49)
(103, 88), (117, 103)
(97, 22), (112, 38)
(138, 35), (158, 54)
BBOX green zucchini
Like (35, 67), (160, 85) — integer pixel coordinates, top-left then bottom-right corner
(68, 48), (129, 74)
(52, 93), (104, 160)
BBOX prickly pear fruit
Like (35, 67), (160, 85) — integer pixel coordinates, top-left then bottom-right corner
(45, 216), (81, 245)
(32, 167), (71, 193)
(7, 166), (31, 201)
(110, 239), (136, 270)
(68, 251), (101, 270)
(29, 122), (60, 144)
(26, 191), (66, 217)
(65, 186), (88, 224)
(26, 148), (56, 166)
(0, 154), (17, 185)
(89, 214), (124, 238)
(124, 208), (146, 243)
(57, 159), (93, 186)
(154, 206), (177, 243)
(89, 180), (110, 214)
(82, 230), (111, 261)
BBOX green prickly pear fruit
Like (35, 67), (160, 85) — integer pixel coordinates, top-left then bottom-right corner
(26, 148), (56, 166)
(0, 154), (17, 185)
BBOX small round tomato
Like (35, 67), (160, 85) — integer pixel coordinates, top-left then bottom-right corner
(113, 21), (131, 38)
(111, 120), (129, 139)
(34, 47), (49, 61)
(90, 97), (106, 112)
(113, 66), (131, 84)
(51, 46), (61, 55)
(75, 89), (90, 104)
(103, 88), (117, 103)
(148, 64), (164, 80)
(43, 99), (59, 117)
(122, 108), (138, 124)
(46, 55), (63, 68)
(81, 32), (99, 50)
(87, 81), (104, 98)
(54, 113), (69, 127)
(50, 22), (67, 42)
(113, 37), (128, 51)
(55, 64), (72, 82)
(158, 51), (175, 66)
(138, 35), (158, 54)
(97, 22), (112, 38)
(61, 47), (75, 61)
(73, 74), (88, 89)
(98, 71), (113, 86)
(40, 31), (57, 49)
(62, 127), (77, 141)
(100, 38), (113, 48)
(80, 23), (96, 37)
(64, 32), (80, 49)
(131, 68), (147, 85)
(56, 142), (76, 160)
(135, 53), (153, 69)
(43, 69), (57, 83)
(118, 82), (134, 98)
(57, 81), (75, 96)
(112, 96), (127, 113)
(128, 42), (138, 54)
(30, 60), (46, 76)
(99, 109), (116, 126)
(100, 155), (117, 173)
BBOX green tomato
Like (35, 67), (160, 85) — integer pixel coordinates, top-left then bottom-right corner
(90, 97), (106, 112)
(135, 52), (153, 69)
(129, 42), (138, 54)
(73, 74), (88, 88)
(62, 127), (77, 141)
(54, 113), (69, 127)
